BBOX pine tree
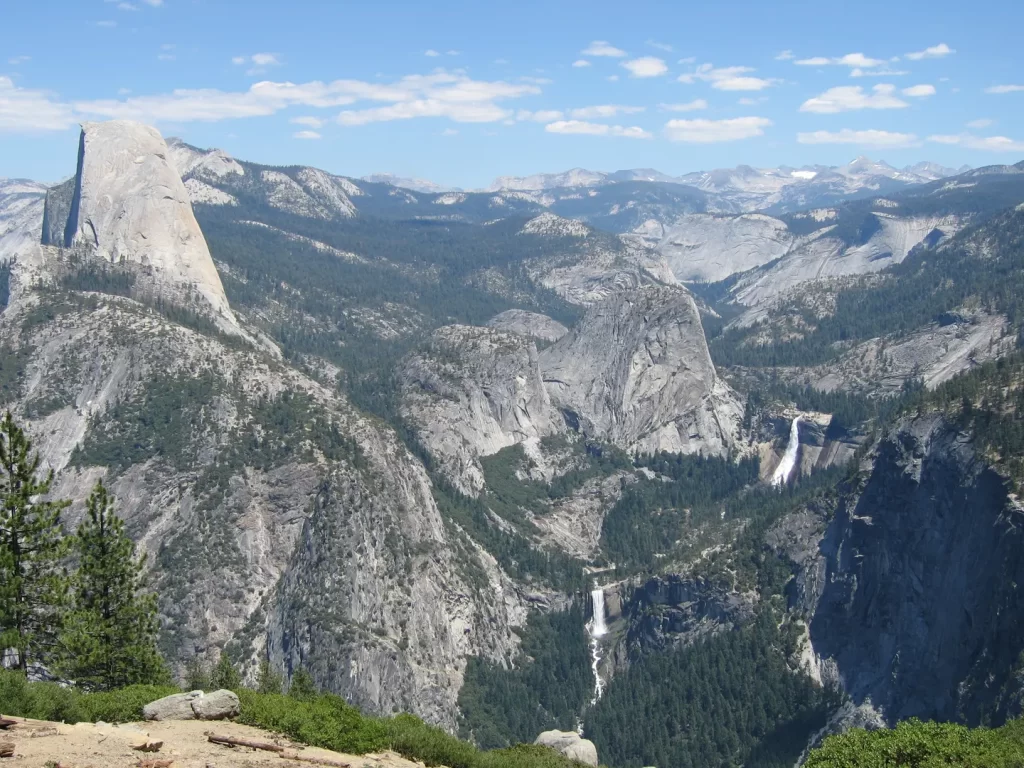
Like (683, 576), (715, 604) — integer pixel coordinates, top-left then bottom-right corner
(257, 659), (283, 694)
(58, 479), (167, 691)
(289, 668), (317, 700)
(211, 652), (241, 691)
(0, 412), (70, 673)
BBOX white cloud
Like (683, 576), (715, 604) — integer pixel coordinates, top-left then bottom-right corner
(233, 53), (281, 75)
(678, 63), (778, 91)
(544, 120), (652, 138)
(441, 127), (459, 135)
(677, 56), (696, 64)
(797, 129), (920, 148)
(290, 116), (325, 128)
(96, 20), (117, 27)
(447, 50), (460, 56)
(0, 76), (76, 132)
(7, 56), (30, 65)
(658, 99), (708, 112)
(927, 133), (1024, 152)
(738, 96), (767, 105)
(621, 57), (667, 78)
(967, 118), (993, 129)
(569, 104), (645, 119)
(161, 43), (175, 50)
(1, 71), (545, 132)
(795, 52), (886, 68)
(572, 59), (591, 68)
(775, 50), (795, 61)
(607, 75), (620, 82)
(851, 67), (909, 77)
(906, 43), (954, 61)
(140, 0), (162, 5)
(902, 84), (935, 97)
(117, 87), (131, 95)
(581, 41), (627, 58)
(647, 40), (673, 52)
(516, 109), (565, 122)
(986, 84), (1024, 94)
(663, 116), (771, 143)
(520, 76), (553, 85)
(800, 83), (907, 113)
(118, 2), (138, 10)
(425, 49), (440, 57)
(157, 53), (175, 61)
(293, 130), (321, 139)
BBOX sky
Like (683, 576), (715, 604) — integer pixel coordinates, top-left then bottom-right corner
(2, 0), (1023, 188)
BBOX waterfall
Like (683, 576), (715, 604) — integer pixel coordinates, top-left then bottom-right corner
(587, 586), (608, 703)
(771, 416), (801, 487)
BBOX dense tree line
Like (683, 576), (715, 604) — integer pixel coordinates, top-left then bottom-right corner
(458, 605), (593, 749)
(0, 412), (166, 689)
(585, 611), (840, 768)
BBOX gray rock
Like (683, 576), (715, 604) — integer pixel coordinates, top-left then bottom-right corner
(486, 309), (569, 343)
(534, 730), (599, 767)
(192, 689), (240, 720)
(142, 690), (203, 721)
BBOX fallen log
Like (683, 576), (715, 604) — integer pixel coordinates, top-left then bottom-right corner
(279, 751), (352, 767)
(0, 741), (14, 758)
(0, 719), (15, 731)
(208, 732), (285, 752)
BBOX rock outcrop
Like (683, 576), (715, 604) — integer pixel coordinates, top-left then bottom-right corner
(0, 178), (47, 267)
(143, 689), (240, 721)
(486, 309), (568, 343)
(534, 730), (599, 767)
(540, 285), (741, 456)
(772, 414), (1024, 726)
(60, 121), (240, 332)
(399, 325), (564, 494)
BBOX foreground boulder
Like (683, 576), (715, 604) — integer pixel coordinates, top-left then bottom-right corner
(143, 689), (240, 721)
(534, 730), (599, 767)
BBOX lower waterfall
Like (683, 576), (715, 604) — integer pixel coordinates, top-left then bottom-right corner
(771, 416), (801, 487)
(588, 586), (608, 704)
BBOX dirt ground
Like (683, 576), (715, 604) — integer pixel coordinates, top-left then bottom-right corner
(0, 716), (432, 768)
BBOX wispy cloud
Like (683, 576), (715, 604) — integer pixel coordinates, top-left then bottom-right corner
(775, 50), (795, 61)
(658, 99), (708, 112)
(795, 52), (887, 68)
(7, 56), (30, 65)
(516, 109), (565, 122)
(797, 129), (920, 147)
(290, 116), (325, 128)
(441, 127), (459, 135)
(424, 49), (440, 57)
(647, 40), (673, 52)
(986, 84), (1024, 94)
(293, 130), (321, 140)
(545, 120), (652, 138)
(569, 104), (645, 119)
(663, 116), (771, 143)
(96, 20), (117, 27)
(0, 76), (76, 132)
(233, 52), (281, 75)
(572, 59), (591, 68)
(928, 133), (1024, 152)
(800, 84), (907, 113)
(678, 63), (778, 91)
(446, 50), (460, 56)
(621, 57), (668, 78)
(581, 41), (627, 58)
(850, 67), (909, 77)
(902, 84), (935, 97)
(906, 43), (954, 61)
(140, 0), (162, 5)
(967, 118), (993, 129)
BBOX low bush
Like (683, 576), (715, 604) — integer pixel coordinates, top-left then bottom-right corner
(0, 671), (178, 723)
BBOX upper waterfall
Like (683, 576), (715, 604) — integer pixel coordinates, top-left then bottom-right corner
(771, 416), (801, 487)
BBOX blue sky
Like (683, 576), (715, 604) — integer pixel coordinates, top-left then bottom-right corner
(2, 0), (1023, 188)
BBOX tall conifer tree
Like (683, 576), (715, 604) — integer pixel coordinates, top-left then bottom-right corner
(59, 479), (167, 690)
(0, 412), (69, 672)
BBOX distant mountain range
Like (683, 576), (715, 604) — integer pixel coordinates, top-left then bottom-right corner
(361, 158), (971, 214)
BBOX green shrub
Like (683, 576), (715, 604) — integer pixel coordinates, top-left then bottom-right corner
(386, 713), (479, 768)
(0, 670), (177, 723)
(804, 718), (1024, 768)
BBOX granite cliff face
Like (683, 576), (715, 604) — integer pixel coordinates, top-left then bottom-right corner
(59, 121), (240, 332)
(771, 414), (1024, 726)
(540, 285), (741, 456)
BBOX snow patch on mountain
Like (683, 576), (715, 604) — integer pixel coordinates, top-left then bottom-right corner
(521, 213), (590, 238)
(183, 178), (237, 206)
(166, 138), (244, 179)
(435, 192), (467, 206)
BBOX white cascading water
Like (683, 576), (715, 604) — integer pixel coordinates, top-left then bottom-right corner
(588, 587), (608, 704)
(771, 416), (801, 487)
